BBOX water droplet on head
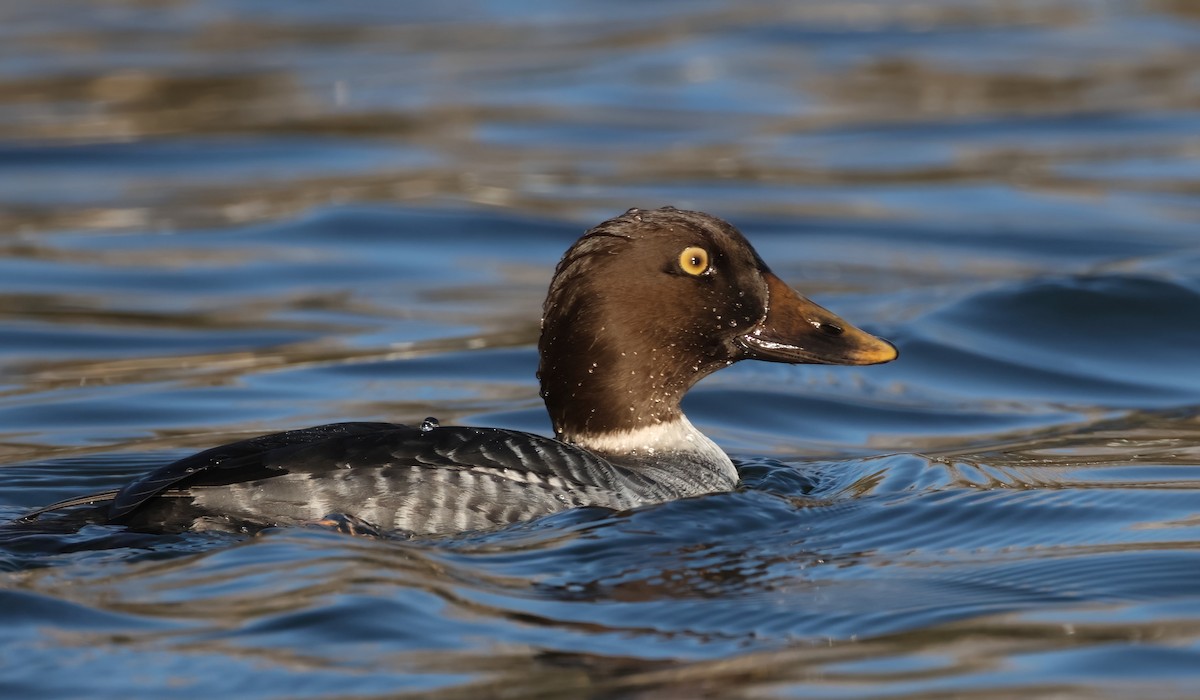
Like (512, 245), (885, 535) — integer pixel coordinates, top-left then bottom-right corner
(420, 417), (440, 433)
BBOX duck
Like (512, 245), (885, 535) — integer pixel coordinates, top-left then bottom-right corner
(19, 207), (897, 536)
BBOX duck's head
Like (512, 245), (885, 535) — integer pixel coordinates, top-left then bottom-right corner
(538, 207), (897, 444)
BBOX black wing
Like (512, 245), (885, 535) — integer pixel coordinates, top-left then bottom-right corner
(107, 421), (626, 523)
(108, 421), (401, 521)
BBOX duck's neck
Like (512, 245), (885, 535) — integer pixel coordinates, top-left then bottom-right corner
(538, 337), (736, 488)
(539, 332), (695, 442)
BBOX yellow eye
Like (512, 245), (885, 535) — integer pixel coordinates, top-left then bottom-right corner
(679, 246), (709, 276)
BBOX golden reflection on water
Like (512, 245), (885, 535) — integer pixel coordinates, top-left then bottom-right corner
(1, 2), (1196, 462)
(2, 1), (1198, 233)
(11, 518), (1198, 698)
(3, 3), (1200, 696)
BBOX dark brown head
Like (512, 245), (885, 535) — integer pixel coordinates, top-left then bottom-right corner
(537, 207), (896, 442)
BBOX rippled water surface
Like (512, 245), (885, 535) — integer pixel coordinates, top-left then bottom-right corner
(3, 1), (1200, 697)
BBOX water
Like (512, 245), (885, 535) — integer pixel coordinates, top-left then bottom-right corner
(3, 1), (1200, 697)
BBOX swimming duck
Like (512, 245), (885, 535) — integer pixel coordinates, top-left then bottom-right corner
(21, 207), (896, 535)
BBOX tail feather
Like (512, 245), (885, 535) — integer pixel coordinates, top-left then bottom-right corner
(11, 490), (120, 524)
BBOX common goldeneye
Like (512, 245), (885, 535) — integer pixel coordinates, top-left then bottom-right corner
(21, 207), (896, 535)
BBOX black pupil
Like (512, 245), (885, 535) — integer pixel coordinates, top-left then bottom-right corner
(691, 256), (701, 267)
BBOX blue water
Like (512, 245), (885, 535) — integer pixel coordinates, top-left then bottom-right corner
(3, 1), (1200, 697)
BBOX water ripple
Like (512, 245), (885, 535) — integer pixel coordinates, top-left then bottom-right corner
(3, 0), (1200, 697)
